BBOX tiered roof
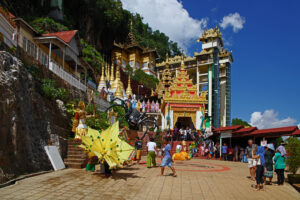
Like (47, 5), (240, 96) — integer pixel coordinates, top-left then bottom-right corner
(162, 56), (207, 104)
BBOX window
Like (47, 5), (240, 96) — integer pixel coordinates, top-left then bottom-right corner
(129, 60), (134, 67)
(22, 36), (27, 50)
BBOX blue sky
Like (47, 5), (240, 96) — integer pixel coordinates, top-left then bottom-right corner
(122, 0), (300, 128)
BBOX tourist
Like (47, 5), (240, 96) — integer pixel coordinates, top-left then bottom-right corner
(252, 146), (265, 191)
(215, 142), (220, 159)
(160, 138), (177, 177)
(179, 127), (185, 140)
(240, 147), (245, 162)
(228, 146), (234, 161)
(274, 146), (286, 185)
(146, 138), (157, 168)
(134, 137), (143, 164)
(103, 161), (112, 177)
(174, 126), (179, 140)
(264, 144), (275, 185)
(246, 139), (256, 181)
(234, 145), (239, 162)
(176, 143), (182, 153)
(100, 87), (106, 99)
(191, 141), (197, 157)
(200, 144), (205, 157)
(221, 143), (228, 161)
(186, 126), (191, 140)
(182, 139), (187, 152)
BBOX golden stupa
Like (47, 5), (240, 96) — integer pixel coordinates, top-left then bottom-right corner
(126, 74), (133, 97)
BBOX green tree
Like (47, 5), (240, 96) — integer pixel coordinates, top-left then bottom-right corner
(286, 137), (300, 174)
(231, 118), (251, 127)
(30, 17), (69, 34)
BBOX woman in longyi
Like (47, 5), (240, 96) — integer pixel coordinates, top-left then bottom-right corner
(72, 101), (93, 139)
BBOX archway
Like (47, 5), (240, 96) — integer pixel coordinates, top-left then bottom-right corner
(175, 117), (195, 129)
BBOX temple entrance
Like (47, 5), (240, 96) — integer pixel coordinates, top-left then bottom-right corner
(175, 117), (195, 129)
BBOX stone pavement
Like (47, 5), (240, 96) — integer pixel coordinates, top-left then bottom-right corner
(0, 158), (299, 200)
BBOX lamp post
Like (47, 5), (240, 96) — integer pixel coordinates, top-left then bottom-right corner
(138, 85), (143, 99)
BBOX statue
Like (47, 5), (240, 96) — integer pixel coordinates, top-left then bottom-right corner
(142, 100), (146, 112)
(132, 99), (137, 109)
(151, 101), (155, 112)
(146, 100), (151, 112)
(72, 101), (89, 139)
(137, 99), (141, 112)
(155, 101), (160, 112)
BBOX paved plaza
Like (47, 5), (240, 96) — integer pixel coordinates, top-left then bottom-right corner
(0, 158), (299, 200)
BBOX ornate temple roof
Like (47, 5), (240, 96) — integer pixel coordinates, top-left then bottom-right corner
(113, 21), (158, 57)
(197, 27), (223, 47)
(218, 48), (234, 61)
(194, 48), (214, 57)
(161, 57), (207, 104)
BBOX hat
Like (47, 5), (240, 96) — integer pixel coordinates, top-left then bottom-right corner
(266, 144), (275, 151)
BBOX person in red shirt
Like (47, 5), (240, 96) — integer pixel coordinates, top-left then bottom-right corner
(228, 146), (234, 161)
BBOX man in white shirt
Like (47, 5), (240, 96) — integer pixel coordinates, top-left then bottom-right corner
(146, 138), (157, 168)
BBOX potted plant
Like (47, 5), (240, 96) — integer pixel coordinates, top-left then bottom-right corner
(286, 137), (300, 184)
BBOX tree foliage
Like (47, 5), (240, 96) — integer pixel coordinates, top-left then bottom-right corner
(231, 118), (251, 127)
(132, 69), (159, 89)
(30, 17), (69, 34)
(286, 137), (300, 174)
(80, 39), (103, 72)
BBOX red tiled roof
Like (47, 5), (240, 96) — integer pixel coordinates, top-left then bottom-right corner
(243, 126), (298, 137)
(233, 127), (257, 134)
(0, 7), (16, 28)
(43, 30), (78, 43)
(214, 125), (243, 132)
(292, 129), (300, 136)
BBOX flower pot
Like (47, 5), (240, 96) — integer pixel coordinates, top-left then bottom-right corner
(287, 174), (300, 184)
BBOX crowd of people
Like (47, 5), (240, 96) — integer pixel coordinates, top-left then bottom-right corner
(173, 126), (198, 141)
(245, 139), (287, 191)
(134, 135), (287, 188)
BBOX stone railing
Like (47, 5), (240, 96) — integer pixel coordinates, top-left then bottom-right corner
(49, 62), (87, 92)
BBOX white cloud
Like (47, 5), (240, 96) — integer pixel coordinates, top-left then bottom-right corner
(298, 123), (300, 129)
(250, 109), (297, 129)
(121, 0), (208, 49)
(220, 12), (245, 32)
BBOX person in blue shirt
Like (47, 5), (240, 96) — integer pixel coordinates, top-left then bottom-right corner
(222, 143), (228, 161)
(160, 138), (177, 177)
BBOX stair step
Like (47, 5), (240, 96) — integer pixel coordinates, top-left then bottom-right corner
(67, 146), (85, 151)
(67, 154), (87, 159)
(64, 158), (87, 163)
(64, 161), (85, 169)
(67, 140), (82, 145)
(67, 150), (86, 155)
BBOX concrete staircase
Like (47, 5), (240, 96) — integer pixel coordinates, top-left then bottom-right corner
(64, 140), (88, 169)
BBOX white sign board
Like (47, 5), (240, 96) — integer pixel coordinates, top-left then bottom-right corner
(44, 146), (65, 171)
(221, 132), (232, 139)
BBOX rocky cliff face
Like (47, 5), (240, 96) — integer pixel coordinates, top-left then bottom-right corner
(0, 51), (70, 184)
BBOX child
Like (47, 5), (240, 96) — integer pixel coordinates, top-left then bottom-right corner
(252, 146), (265, 191)
(86, 152), (98, 172)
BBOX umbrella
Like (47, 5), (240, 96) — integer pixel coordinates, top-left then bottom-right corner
(79, 121), (134, 168)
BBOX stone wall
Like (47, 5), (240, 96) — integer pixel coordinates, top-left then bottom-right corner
(0, 51), (71, 184)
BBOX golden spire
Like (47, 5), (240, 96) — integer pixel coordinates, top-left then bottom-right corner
(115, 83), (124, 98)
(126, 74), (133, 97)
(97, 62), (106, 92)
(180, 54), (185, 70)
(114, 65), (124, 98)
(110, 63), (115, 82)
(165, 52), (169, 69)
(104, 62), (108, 80)
(107, 63), (110, 82)
(111, 64), (124, 90)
